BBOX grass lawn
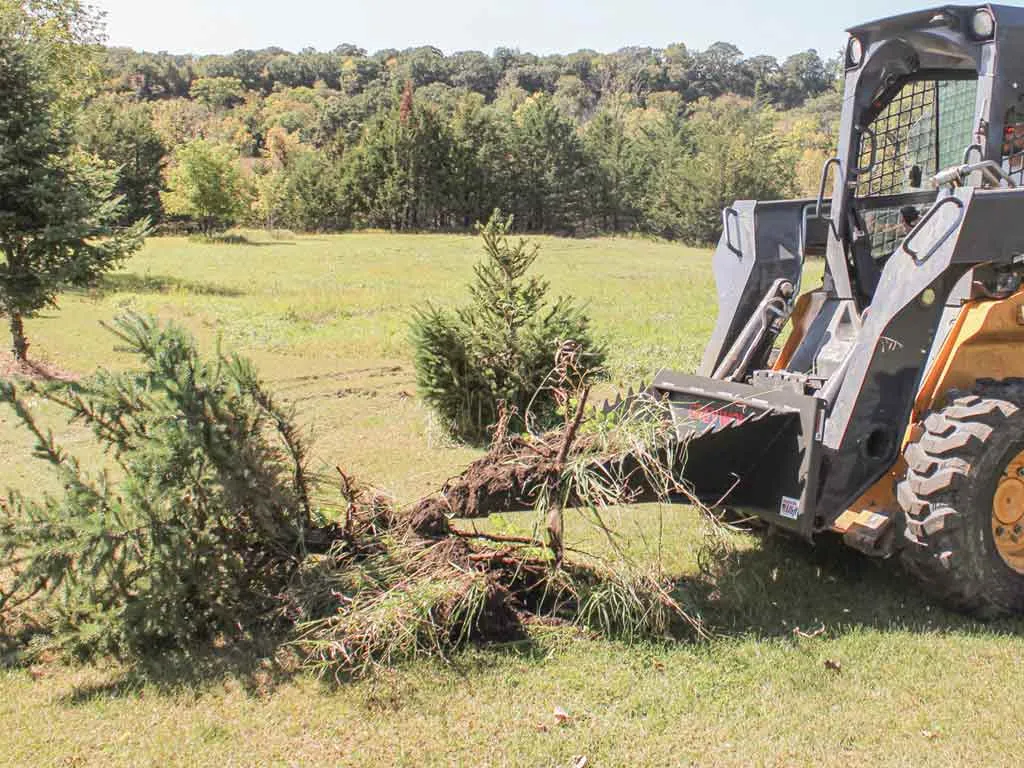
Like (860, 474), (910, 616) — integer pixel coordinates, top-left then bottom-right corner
(2, 232), (1022, 767)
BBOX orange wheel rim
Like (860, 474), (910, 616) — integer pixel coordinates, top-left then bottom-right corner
(993, 447), (1024, 574)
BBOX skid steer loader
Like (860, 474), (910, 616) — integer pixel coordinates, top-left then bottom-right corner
(653, 4), (1024, 616)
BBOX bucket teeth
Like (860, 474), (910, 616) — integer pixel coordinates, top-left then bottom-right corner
(601, 392), (622, 415)
(598, 383), (651, 416)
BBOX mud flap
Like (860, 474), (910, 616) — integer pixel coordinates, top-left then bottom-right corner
(650, 371), (823, 538)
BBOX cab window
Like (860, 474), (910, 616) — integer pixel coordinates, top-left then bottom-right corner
(855, 78), (977, 260)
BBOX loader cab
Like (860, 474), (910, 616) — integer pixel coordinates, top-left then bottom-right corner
(829, 4), (1024, 310)
(699, 5), (1024, 386)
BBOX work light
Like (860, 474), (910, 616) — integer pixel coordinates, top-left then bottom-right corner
(847, 36), (864, 68)
(971, 8), (996, 39)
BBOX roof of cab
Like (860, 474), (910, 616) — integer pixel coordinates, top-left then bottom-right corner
(847, 4), (1024, 37)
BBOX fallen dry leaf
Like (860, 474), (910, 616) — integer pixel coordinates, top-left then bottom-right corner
(793, 624), (826, 639)
(554, 706), (572, 725)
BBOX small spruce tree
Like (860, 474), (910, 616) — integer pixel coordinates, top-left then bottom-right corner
(411, 211), (604, 443)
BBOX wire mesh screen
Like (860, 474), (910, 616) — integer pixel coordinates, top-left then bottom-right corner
(936, 80), (977, 168)
(862, 206), (907, 259)
(856, 79), (977, 198)
(855, 78), (977, 259)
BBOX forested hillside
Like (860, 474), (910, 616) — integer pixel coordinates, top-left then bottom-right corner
(90, 43), (843, 242)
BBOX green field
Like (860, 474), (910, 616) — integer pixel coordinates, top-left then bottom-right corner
(2, 233), (1023, 767)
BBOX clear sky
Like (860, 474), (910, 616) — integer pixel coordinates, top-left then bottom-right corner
(91, 1), (1024, 59)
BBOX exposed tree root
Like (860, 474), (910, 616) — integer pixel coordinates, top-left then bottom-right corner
(408, 431), (677, 523)
(290, 390), (706, 678)
(291, 501), (704, 678)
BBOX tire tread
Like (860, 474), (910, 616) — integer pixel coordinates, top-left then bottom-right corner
(898, 381), (1024, 616)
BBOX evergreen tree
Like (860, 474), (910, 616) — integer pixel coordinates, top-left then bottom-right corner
(641, 98), (796, 243)
(448, 94), (512, 228)
(77, 93), (167, 224)
(411, 211), (604, 443)
(583, 107), (648, 232)
(0, 314), (312, 655)
(509, 94), (589, 232)
(344, 82), (455, 230)
(0, 1), (147, 362)
(279, 151), (348, 231)
(637, 112), (695, 240)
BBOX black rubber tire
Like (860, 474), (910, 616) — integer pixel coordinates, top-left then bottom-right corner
(897, 378), (1024, 617)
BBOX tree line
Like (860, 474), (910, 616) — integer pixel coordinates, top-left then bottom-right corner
(104, 42), (836, 109)
(88, 41), (842, 243)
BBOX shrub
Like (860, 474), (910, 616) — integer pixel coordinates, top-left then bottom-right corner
(410, 211), (604, 443)
(162, 139), (251, 234)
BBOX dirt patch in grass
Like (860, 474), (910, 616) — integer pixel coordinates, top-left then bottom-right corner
(0, 353), (79, 382)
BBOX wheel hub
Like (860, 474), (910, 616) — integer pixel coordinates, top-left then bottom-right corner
(992, 448), (1024, 574)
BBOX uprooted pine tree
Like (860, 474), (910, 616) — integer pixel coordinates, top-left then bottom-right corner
(0, 313), (704, 676)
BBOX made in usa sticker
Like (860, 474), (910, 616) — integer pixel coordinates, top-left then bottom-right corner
(779, 496), (800, 520)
